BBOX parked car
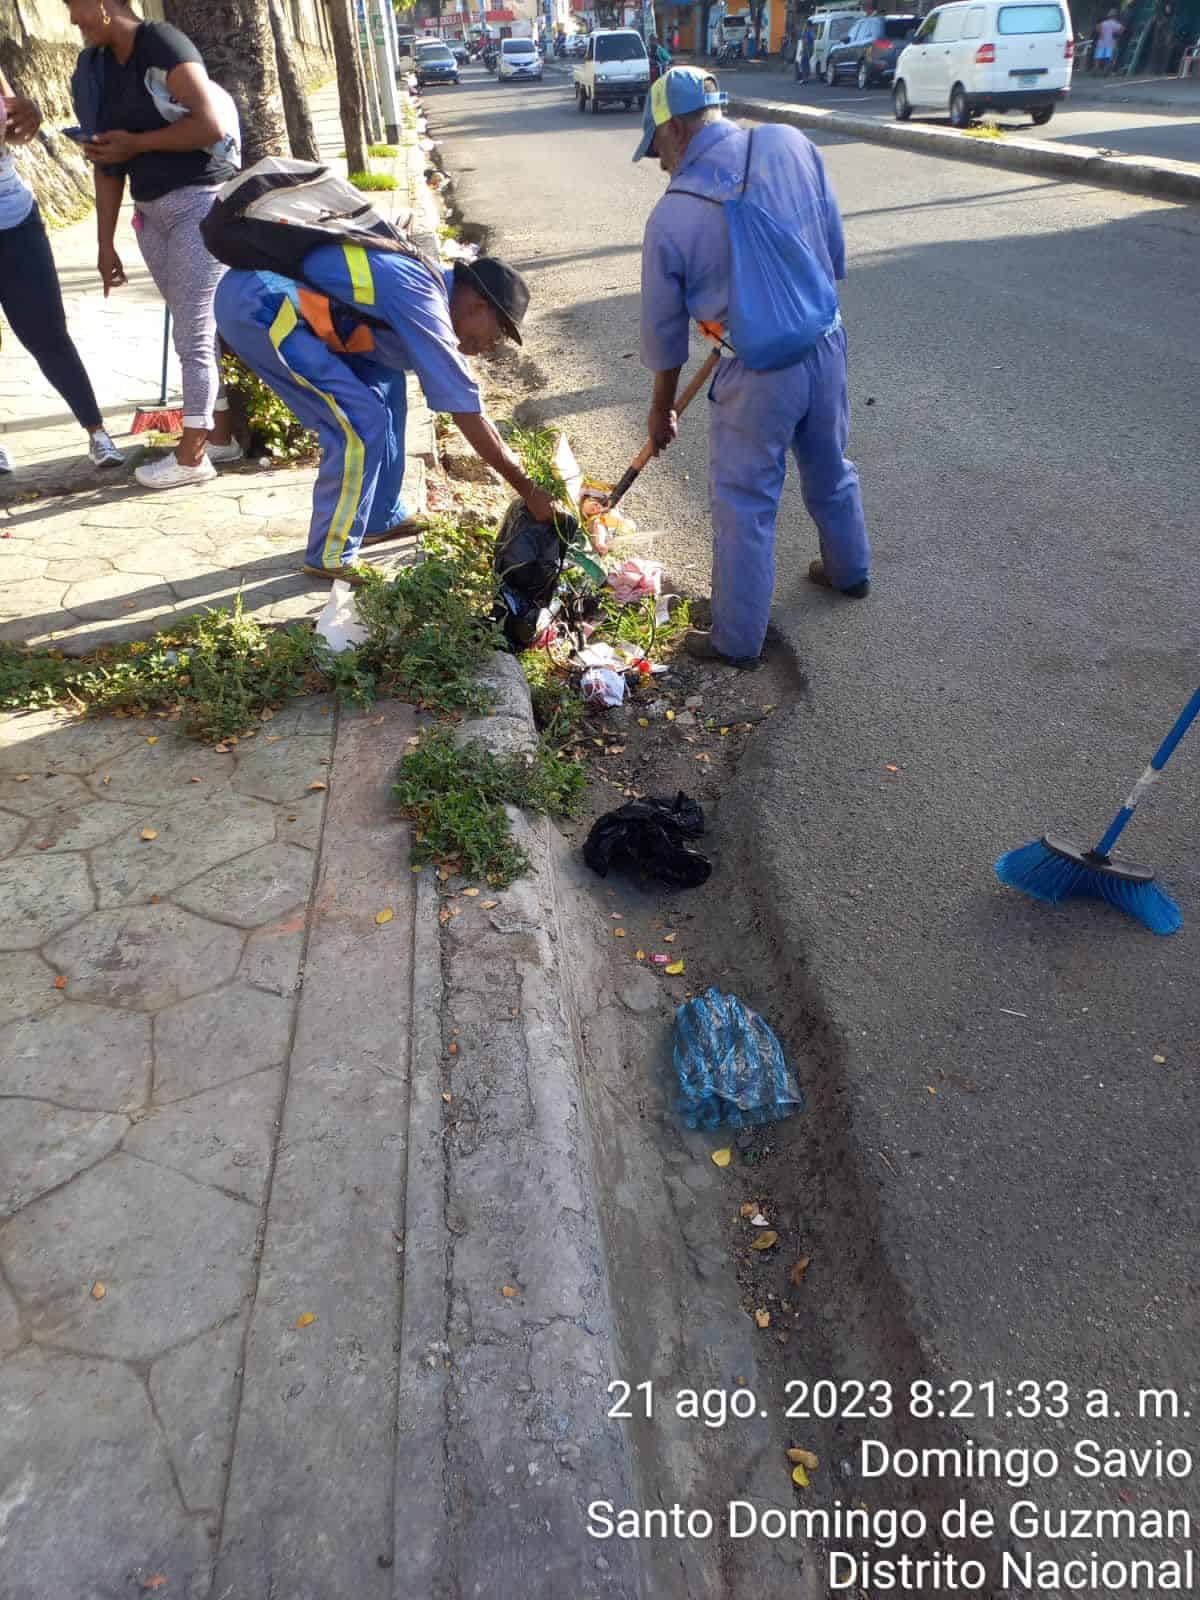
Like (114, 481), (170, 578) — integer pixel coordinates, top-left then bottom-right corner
(414, 40), (460, 86)
(574, 28), (650, 113)
(824, 12), (919, 86)
(498, 37), (544, 81)
(892, 0), (1073, 125)
(567, 33), (588, 56)
(801, 7), (865, 80)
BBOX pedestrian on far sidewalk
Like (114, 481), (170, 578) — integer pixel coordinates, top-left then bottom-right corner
(65, 0), (244, 491)
(798, 19), (816, 81)
(1093, 9), (1125, 71)
(635, 67), (871, 668)
(0, 72), (123, 475)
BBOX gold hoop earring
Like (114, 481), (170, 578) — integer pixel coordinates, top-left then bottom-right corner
(100, 5), (111, 23)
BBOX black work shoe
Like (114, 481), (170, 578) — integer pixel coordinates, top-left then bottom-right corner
(361, 515), (432, 546)
(687, 596), (713, 630)
(808, 558), (869, 598)
(684, 630), (761, 670)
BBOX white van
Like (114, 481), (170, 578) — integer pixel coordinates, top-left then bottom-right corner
(892, 0), (1073, 126)
(574, 28), (650, 113)
(805, 6), (866, 80)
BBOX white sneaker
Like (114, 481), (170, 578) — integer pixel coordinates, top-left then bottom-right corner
(134, 452), (218, 491)
(0, 443), (12, 474)
(206, 439), (245, 465)
(89, 428), (125, 469)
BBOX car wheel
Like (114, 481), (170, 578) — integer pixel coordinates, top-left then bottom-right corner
(637, 95), (645, 108)
(857, 58), (870, 89)
(824, 58), (838, 85)
(949, 85), (972, 127)
(1031, 104), (1054, 125)
(893, 79), (912, 119)
(590, 87), (600, 113)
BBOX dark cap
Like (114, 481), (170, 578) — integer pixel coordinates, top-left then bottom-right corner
(454, 256), (530, 345)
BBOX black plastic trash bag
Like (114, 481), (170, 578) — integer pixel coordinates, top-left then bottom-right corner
(492, 500), (577, 651)
(583, 791), (711, 888)
(673, 986), (805, 1131)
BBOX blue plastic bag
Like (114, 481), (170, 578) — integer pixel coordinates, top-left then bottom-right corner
(673, 986), (805, 1131)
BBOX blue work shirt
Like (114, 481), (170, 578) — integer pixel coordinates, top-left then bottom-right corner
(292, 244), (483, 414)
(640, 119), (846, 373)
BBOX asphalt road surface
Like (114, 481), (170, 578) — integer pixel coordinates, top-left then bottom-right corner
(434, 63), (1200, 1576)
(722, 59), (1200, 165)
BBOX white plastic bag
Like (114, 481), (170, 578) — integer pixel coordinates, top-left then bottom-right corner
(314, 580), (368, 654)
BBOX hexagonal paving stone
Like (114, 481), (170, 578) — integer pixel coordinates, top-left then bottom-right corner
(0, 853), (93, 947)
(0, 807), (28, 855)
(229, 736), (332, 805)
(0, 1348), (213, 1587)
(0, 950), (64, 1028)
(0, 552), (47, 581)
(0, 1272), (20, 1356)
(89, 733), (236, 802)
(154, 981), (294, 1100)
(92, 792), (277, 908)
(239, 921), (305, 999)
(43, 556), (118, 583)
(47, 904), (244, 1010)
(0, 1002), (151, 1109)
(174, 842), (315, 929)
(0, 575), (69, 622)
(0, 769), (92, 815)
(0, 713), (145, 775)
(0, 1101), (127, 1219)
(63, 572), (177, 622)
(149, 1315), (244, 1512)
(125, 1068), (280, 1204)
(1, 1153), (256, 1360)
(14, 800), (145, 856)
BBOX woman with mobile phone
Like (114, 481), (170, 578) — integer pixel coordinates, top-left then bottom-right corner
(0, 71), (123, 475)
(66, 0), (243, 490)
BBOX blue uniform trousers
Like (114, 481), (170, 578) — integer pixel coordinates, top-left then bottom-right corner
(708, 326), (870, 660)
(214, 270), (409, 570)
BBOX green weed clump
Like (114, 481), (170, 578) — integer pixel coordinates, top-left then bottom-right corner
(349, 171), (399, 191)
(221, 354), (318, 465)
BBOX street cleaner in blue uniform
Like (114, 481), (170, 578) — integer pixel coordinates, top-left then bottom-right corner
(214, 247), (556, 582)
(635, 67), (872, 667)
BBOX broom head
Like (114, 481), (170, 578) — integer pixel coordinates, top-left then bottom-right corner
(995, 833), (1181, 935)
(131, 405), (184, 435)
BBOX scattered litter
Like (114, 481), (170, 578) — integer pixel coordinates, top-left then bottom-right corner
(665, 959), (686, 975)
(375, 909), (394, 925)
(1153, 1053), (1167, 1064)
(140, 828), (158, 842)
(588, 508), (636, 554)
(53, 975), (67, 990)
(295, 1312), (316, 1329)
(749, 1231), (779, 1251)
(788, 1448), (819, 1470)
(754, 1308), (771, 1329)
(684, 695), (704, 710)
(583, 792), (710, 888)
(580, 666), (626, 708)
(315, 580), (368, 653)
(607, 558), (662, 605)
(790, 1257), (812, 1286)
(492, 500), (569, 650)
(711, 1147), (733, 1168)
(998, 1008), (1028, 1018)
(674, 987), (805, 1130)
(749, 1212), (769, 1227)
(308, 781), (328, 792)
(90, 1281), (106, 1301)
(792, 1463), (811, 1488)
(501, 1284), (518, 1299)
(651, 953), (670, 966)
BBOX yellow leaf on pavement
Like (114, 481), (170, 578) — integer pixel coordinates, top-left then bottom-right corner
(792, 1463), (810, 1488)
(140, 828), (158, 842)
(711, 1148), (732, 1168)
(462, 887), (480, 897)
(90, 1281), (106, 1301)
(790, 1256), (812, 1286)
(295, 1311), (316, 1329)
(665, 960), (685, 975)
(308, 781), (328, 792)
(375, 909), (394, 925)
(481, 900), (499, 909)
(787, 1448), (820, 1470)
(501, 1285), (518, 1299)
(750, 1231), (779, 1252)
(754, 1308), (771, 1329)
(146, 736), (158, 745)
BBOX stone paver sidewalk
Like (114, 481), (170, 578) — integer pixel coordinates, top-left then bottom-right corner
(0, 82), (437, 656)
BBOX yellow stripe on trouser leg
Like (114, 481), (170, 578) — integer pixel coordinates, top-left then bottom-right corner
(267, 298), (365, 569)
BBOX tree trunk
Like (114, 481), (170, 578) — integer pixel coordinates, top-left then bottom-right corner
(267, 0), (321, 161)
(326, 0), (371, 173)
(162, 0), (289, 166)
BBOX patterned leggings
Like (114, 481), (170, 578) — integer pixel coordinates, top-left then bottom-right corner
(133, 184), (227, 430)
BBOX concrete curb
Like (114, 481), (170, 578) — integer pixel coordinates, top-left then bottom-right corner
(394, 653), (639, 1597)
(728, 92), (1200, 204)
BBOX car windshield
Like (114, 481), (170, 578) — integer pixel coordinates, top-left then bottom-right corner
(884, 16), (917, 36)
(997, 3), (1064, 29)
(596, 34), (647, 59)
(503, 39), (535, 52)
(418, 44), (452, 59)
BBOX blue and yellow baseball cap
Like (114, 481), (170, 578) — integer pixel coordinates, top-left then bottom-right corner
(632, 65), (728, 162)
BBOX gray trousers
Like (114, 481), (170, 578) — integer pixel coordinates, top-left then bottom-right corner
(133, 184), (226, 430)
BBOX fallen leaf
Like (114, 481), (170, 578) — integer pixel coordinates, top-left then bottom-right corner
(635, 950), (646, 961)
(90, 1280), (106, 1300)
(787, 1448), (820, 1470)
(885, 764), (900, 774)
(501, 1285), (518, 1299)
(149, 894), (161, 906)
(286, 814), (297, 822)
(406, 735), (421, 747)
(711, 1148), (732, 1168)
(213, 743), (229, 754)
(1153, 1053), (1167, 1064)
(749, 1231), (779, 1252)
(295, 1311), (316, 1329)
(146, 736), (158, 745)
(665, 960), (685, 975)
(719, 726), (730, 736)
(926, 1085), (937, 1096)
(375, 909), (394, 925)
(663, 932), (677, 943)
(481, 900), (499, 909)
(637, 717), (649, 728)
(53, 975), (68, 990)
(140, 828), (158, 842)
(614, 928), (626, 939)
(265, 734), (282, 742)
(462, 887), (480, 898)
(442, 1091), (452, 1103)
(754, 1308), (771, 1329)
(140, 1578), (168, 1592)
(739, 1202), (758, 1219)
(789, 1257), (811, 1286)
(308, 781), (328, 792)
(762, 704), (776, 714)
(792, 1463), (810, 1488)
(447, 1041), (458, 1056)
(13, 773), (30, 783)
(665, 709), (675, 722)
(188, 776), (201, 784)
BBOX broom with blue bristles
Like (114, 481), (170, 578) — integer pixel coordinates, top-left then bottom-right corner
(995, 685), (1200, 936)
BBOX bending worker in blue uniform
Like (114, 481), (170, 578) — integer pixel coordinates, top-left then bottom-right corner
(214, 248), (556, 582)
(635, 67), (872, 666)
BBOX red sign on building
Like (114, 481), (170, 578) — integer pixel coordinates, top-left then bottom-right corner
(485, 8), (516, 18)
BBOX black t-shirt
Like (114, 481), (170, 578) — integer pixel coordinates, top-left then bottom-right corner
(97, 22), (237, 203)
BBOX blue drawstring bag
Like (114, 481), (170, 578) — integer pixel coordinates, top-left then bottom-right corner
(673, 986), (805, 1131)
(676, 130), (838, 372)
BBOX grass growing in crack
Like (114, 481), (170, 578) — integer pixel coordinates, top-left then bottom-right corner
(349, 171), (399, 191)
(368, 142), (399, 157)
(501, 421), (570, 498)
(394, 727), (585, 885)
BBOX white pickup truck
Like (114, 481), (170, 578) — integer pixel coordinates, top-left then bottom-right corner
(574, 28), (650, 114)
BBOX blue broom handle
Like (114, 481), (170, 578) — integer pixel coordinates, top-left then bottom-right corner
(1095, 684), (1200, 857)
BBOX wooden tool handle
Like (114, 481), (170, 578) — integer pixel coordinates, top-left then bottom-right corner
(608, 349), (721, 510)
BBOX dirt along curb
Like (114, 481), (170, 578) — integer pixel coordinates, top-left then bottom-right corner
(728, 92), (1200, 204)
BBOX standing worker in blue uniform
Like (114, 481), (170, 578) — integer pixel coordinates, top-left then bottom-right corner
(635, 67), (872, 667)
(214, 248), (556, 582)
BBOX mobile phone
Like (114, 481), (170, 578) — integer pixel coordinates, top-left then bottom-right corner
(61, 126), (92, 143)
